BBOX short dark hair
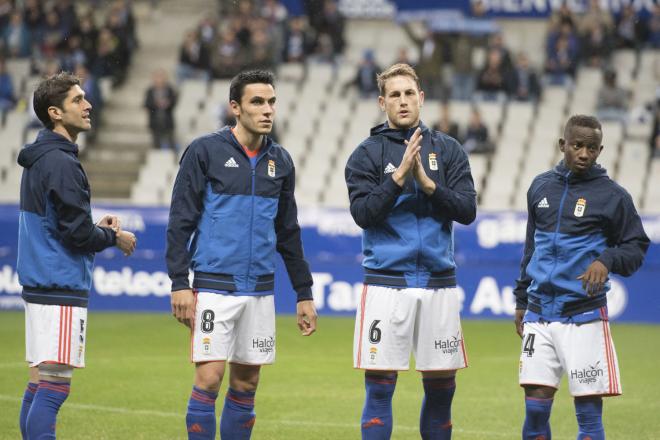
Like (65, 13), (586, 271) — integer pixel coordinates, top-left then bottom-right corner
(564, 114), (602, 135)
(229, 70), (275, 104)
(33, 72), (80, 129)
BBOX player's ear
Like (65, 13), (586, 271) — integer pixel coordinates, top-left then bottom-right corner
(229, 100), (241, 118)
(558, 138), (566, 152)
(47, 106), (63, 125)
(378, 95), (385, 112)
(418, 89), (424, 107)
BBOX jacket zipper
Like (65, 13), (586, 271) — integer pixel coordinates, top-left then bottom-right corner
(547, 171), (570, 315)
(247, 162), (257, 285)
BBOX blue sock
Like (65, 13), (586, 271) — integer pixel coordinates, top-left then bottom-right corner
(361, 373), (397, 440)
(186, 386), (218, 440)
(420, 376), (456, 440)
(523, 397), (553, 440)
(575, 398), (604, 440)
(220, 388), (256, 440)
(19, 382), (38, 439)
(26, 380), (70, 440)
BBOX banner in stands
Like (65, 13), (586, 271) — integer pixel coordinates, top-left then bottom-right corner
(0, 204), (658, 323)
(321, 0), (658, 18)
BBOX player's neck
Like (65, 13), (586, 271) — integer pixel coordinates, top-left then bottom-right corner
(233, 124), (262, 152)
(52, 125), (77, 143)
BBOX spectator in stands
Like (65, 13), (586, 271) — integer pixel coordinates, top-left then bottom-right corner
(549, 2), (577, 32)
(463, 107), (493, 154)
(0, 57), (16, 124)
(93, 28), (122, 86)
(22, 0), (44, 35)
(615, 4), (646, 49)
(596, 69), (629, 122)
(653, 98), (660, 157)
(476, 49), (514, 101)
(581, 22), (614, 68)
(648, 5), (660, 48)
(316, 0), (345, 62)
(451, 34), (475, 101)
(487, 32), (514, 74)
(40, 10), (67, 59)
(282, 16), (313, 63)
(346, 49), (381, 98)
(77, 13), (99, 66)
(144, 69), (177, 151)
(3, 11), (31, 58)
(545, 23), (579, 85)
(59, 35), (87, 74)
(403, 22), (447, 100)
(210, 29), (243, 79)
(512, 52), (541, 102)
(247, 26), (276, 71)
(579, 0), (614, 36)
(0, 0), (11, 30)
(177, 30), (209, 83)
(432, 101), (460, 140)
(260, 0), (288, 63)
(393, 46), (412, 66)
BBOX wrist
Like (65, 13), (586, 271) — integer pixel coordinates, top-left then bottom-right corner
(392, 172), (405, 187)
(421, 178), (436, 195)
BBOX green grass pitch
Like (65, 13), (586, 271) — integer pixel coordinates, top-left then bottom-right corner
(1, 311), (659, 439)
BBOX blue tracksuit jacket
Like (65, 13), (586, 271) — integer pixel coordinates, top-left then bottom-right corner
(16, 129), (117, 307)
(345, 122), (477, 288)
(514, 161), (649, 321)
(166, 127), (313, 300)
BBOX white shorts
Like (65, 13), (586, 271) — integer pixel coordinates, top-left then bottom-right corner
(25, 302), (87, 368)
(191, 291), (275, 365)
(519, 320), (622, 397)
(353, 285), (468, 371)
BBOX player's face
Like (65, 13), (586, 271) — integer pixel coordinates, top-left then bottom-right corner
(50, 85), (92, 133)
(559, 125), (603, 174)
(379, 75), (424, 130)
(232, 83), (276, 136)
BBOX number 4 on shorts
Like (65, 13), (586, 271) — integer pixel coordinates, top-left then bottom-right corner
(523, 333), (535, 357)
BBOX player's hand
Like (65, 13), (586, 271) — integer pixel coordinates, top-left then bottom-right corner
(296, 300), (317, 336)
(97, 214), (120, 231)
(171, 289), (195, 328)
(392, 127), (422, 187)
(413, 152), (436, 195)
(514, 309), (525, 338)
(577, 260), (609, 296)
(115, 230), (136, 256)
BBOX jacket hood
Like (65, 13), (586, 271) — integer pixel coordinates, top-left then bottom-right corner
(17, 129), (78, 168)
(370, 121), (430, 143)
(553, 160), (608, 182)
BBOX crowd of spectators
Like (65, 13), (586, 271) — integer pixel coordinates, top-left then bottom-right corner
(177, 0), (346, 82)
(0, 0), (139, 137)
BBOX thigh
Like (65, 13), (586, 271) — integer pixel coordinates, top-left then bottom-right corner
(414, 287), (467, 371)
(518, 321), (563, 390)
(25, 303), (87, 368)
(231, 295), (276, 365)
(191, 291), (245, 363)
(354, 285), (417, 371)
(556, 320), (622, 397)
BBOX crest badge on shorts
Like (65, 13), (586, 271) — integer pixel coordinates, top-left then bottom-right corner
(268, 160), (276, 177)
(203, 337), (211, 354)
(574, 198), (586, 217)
(429, 153), (438, 171)
(369, 347), (377, 365)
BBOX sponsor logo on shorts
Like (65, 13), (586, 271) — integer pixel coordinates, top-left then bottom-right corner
(434, 333), (462, 355)
(252, 336), (275, 353)
(570, 361), (604, 384)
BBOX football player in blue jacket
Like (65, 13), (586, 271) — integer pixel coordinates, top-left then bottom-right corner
(345, 63), (476, 440)
(514, 115), (650, 440)
(167, 70), (317, 440)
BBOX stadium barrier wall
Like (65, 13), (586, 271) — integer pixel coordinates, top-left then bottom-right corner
(0, 204), (658, 323)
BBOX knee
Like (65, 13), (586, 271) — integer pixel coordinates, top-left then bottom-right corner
(195, 367), (223, 393)
(229, 366), (260, 393)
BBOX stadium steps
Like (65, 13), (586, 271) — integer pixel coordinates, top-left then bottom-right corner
(84, 0), (213, 200)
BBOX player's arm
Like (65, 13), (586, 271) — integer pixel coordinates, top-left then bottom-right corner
(345, 142), (404, 229)
(595, 191), (650, 277)
(418, 137), (477, 225)
(48, 155), (117, 253)
(274, 160), (317, 335)
(166, 144), (207, 326)
(513, 187), (537, 337)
